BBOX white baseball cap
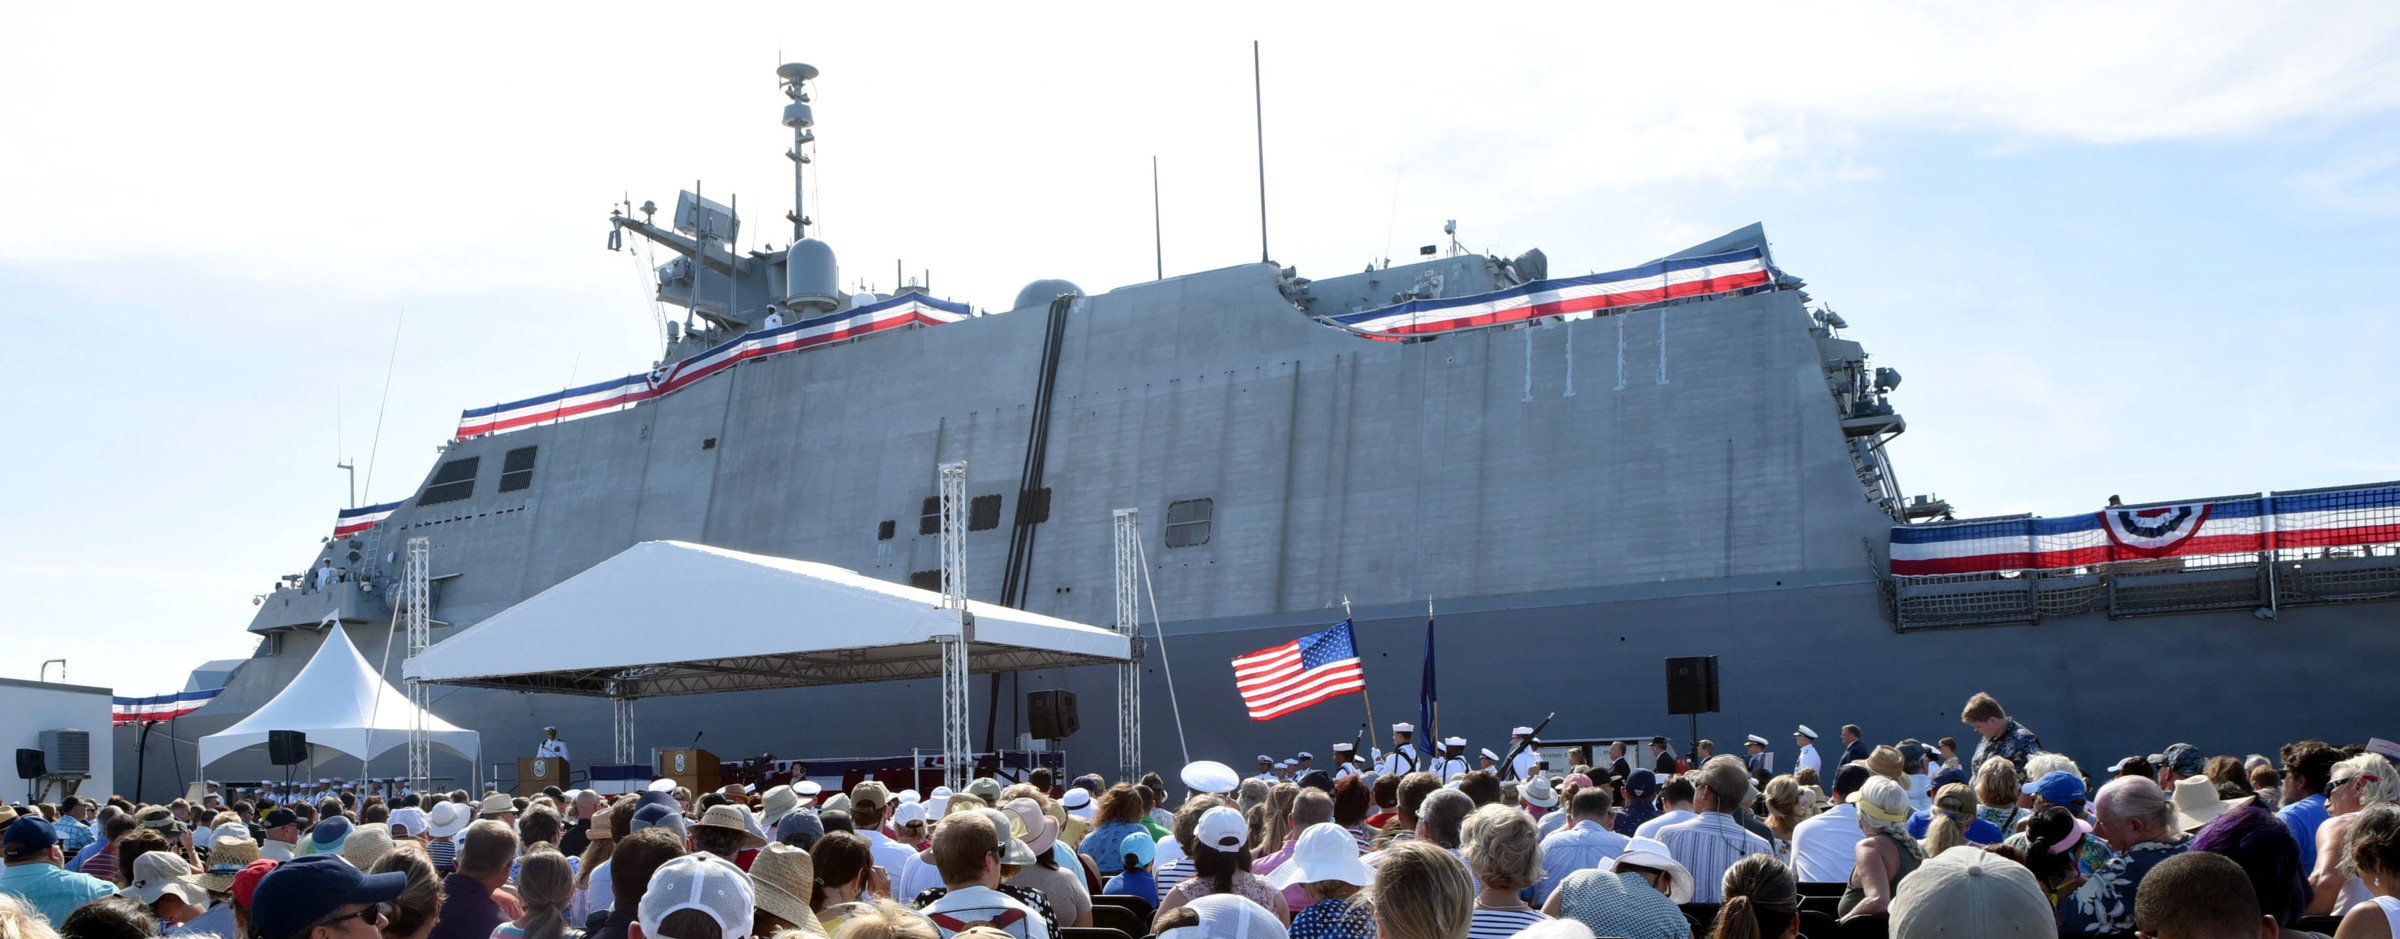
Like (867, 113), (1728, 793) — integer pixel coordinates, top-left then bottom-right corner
(1194, 805), (1249, 852)
(638, 854), (753, 939)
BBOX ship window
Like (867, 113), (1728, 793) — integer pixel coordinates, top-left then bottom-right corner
(908, 569), (942, 591)
(1165, 498), (1213, 548)
(920, 497), (941, 536)
(1017, 487), (1052, 525)
(498, 446), (537, 492)
(878, 520), (896, 541)
(421, 457), (480, 506)
(969, 494), (1003, 531)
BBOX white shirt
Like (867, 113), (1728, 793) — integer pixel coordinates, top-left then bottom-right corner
(1904, 775), (1932, 814)
(864, 829), (919, 877)
(1796, 745), (1822, 776)
(1787, 802), (1863, 885)
(586, 857), (615, 913)
(1511, 747), (1541, 781)
(1376, 745), (1419, 777)
(763, 312), (785, 329)
(538, 739), (570, 760)
(260, 839), (296, 862)
(1654, 812), (1772, 904)
(1334, 763), (1359, 779)
(314, 565), (337, 591)
(894, 850), (945, 902)
(1440, 758), (1469, 780)
(1635, 809), (1695, 840)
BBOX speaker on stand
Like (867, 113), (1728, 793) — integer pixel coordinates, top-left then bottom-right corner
(269, 730), (308, 798)
(15, 749), (43, 804)
(1664, 656), (1720, 768)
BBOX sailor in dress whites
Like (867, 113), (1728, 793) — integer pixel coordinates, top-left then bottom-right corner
(1332, 743), (1361, 779)
(1793, 726), (1823, 776)
(1478, 748), (1500, 773)
(1254, 755), (1279, 784)
(1743, 734), (1774, 774)
(762, 304), (785, 330)
(1439, 737), (1470, 780)
(537, 726), (571, 766)
(1294, 751), (1314, 775)
(1507, 726), (1541, 781)
(1376, 723), (1420, 776)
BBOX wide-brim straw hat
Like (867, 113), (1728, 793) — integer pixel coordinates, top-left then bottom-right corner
(747, 842), (827, 935)
(2170, 777), (2253, 832)
(341, 823), (395, 870)
(694, 805), (767, 848)
(198, 834), (261, 891)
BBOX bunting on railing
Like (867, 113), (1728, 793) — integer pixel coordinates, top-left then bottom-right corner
(333, 500), (408, 539)
(113, 688), (221, 725)
(457, 295), (970, 439)
(1328, 247), (1775, 339)
(1891, 484), (2400, 576)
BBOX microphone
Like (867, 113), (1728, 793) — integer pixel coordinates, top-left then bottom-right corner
(692, 731), (705, 748)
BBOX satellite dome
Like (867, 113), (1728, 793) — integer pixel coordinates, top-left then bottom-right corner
(784, 238), (839, 312)
(1012, 278), (1083, 313)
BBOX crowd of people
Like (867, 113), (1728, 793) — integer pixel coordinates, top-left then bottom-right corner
(4, 690), (2397, 939)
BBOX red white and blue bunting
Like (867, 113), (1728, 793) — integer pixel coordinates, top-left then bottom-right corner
(1890, 485), (2400, 576)
(113, 688), (222, 726)
(456, 295), (969, 439)
(1327, 247), (1774, 339)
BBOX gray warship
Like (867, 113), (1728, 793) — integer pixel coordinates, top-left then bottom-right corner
(122, 62), (2400, 794)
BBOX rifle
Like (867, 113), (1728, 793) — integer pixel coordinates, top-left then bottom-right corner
(1497, 711), (1558, 782)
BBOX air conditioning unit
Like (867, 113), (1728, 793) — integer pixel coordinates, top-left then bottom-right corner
(39, 730), (90, 775)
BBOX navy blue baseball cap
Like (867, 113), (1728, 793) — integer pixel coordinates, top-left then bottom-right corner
(2, 817), (58, 860)
(1624, 769), (1659, 797)
(250, 855), (407, 939)
(1930, 765), (1971, 789)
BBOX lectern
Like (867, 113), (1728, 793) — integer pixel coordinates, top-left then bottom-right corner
(516, 757), (568, 794)
(656, 748), (719, 794)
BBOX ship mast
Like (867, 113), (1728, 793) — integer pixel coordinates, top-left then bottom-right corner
(779, 63), (818, 241)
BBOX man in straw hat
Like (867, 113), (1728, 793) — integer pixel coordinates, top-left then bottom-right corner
(121, 849), (228, 931)
(2060, 775), (2191, 935)
(691, 804), (767, 865)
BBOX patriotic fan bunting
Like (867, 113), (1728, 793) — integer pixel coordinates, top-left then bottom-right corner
(1328, 247), (1773, 339)
(1892, 484), (2400, 576)
(113, 688), (222, 725)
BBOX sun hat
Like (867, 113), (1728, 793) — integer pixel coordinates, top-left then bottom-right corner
(639, 853), (754, 939)
(1162, 893), (1290, 939)
(693, 805), (768, 848)
(341, 823), (394, 870)
(121, 850), (211, 908)
(1120, 830), (1158, 869)
(1522, 777), (1559, 809)
(1265, 822), (1373, 889)
(201, 827), (261, 891)
(747, 842), (827, 934)
(2026, 771), (2085, 807)
(478, 793), (516, 817)
(250, 855), (407, 939)
(1868, 746), (1907, 781)
(2169, 777), (2253, 833)
(229, 859), (278, 910)
(973, 807), (1037, 866)
(1799, 786), (1830, 813)
(1889, 842), (2055, 939)
(1060, 787), (1094, 820)
(819, 793), (852, 814)
(425, 801), (470, 838)
(587, 803), (619, 842)
(1195, 805), (1248, 853)
(305, 815), (354, 855)
(1604, 837), (1695, 903)
(760, 786), (802, 827)
(387, 807), (427, 838)
(1182, 761), (1240, 794)
(965, 777), (1004, 801)
(1004, 798), (1059, 855)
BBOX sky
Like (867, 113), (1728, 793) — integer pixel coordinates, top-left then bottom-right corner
(4, 2), (2398, 697)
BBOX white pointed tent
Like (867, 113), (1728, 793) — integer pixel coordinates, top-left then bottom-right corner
(199, 625), (479, 768)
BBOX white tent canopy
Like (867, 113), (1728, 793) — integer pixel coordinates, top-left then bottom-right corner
(402, 540), (1131, 698)
(200, 625), (480, 767)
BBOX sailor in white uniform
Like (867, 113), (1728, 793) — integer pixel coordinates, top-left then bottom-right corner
(1376, 723), (1420, 776)
(1508, 726), (1542, 781)
(1254, 755), (1279, 784)
(762, 304), (785, 330)
(537, 726), (571, 762)
(1478, 748), (1500, 773)
(1793, 725), (1823, 776)
(1332, 743), (1360, 779)
(1439, 736), (1470, 780)
(1294, 751), (1314, 775)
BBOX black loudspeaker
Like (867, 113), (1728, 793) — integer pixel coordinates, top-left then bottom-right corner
(1665, 656), (1720, 715)
(268, 730), (309, 766)
(1027, 690), (1079, 740)
(15, 749), (43, 780)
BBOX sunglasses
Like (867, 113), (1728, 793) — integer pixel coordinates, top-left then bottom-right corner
(318, 905), (387, 931)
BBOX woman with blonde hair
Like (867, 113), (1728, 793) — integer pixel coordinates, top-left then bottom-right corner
(1760, 777), (1806, 855)
(1839, 776), (1923, 918)
(1460, 805), (1549, 938)
(0, 895), (61, 939)
(1972, 757), (2025, 833)
(1371, 841), (1474, 939)
(1712, 854), (1799, 939)
(2306, 752), (2396, 916)
(827, 899), (936, 939)
(494, 845), (580, 939)
(1920, 783), (1982, 857)
(371, 843), (445, 939)
(1262, 785), (1300, 858)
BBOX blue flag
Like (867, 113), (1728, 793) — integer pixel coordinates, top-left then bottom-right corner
(1418, 606), (1438, 771)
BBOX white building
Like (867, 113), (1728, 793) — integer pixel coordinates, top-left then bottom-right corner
(0, 676), (114, 802)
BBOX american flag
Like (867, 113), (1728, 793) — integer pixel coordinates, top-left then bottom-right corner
(1232, 620), (1366, 721)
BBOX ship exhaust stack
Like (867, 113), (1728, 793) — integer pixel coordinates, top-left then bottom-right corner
(778, 62), (840, 314)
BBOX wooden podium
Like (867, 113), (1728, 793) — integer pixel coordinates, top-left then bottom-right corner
(516, 757), (568, 794)
(657, 748), (719, 794)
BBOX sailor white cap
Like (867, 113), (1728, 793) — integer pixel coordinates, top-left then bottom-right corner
(1444, 736), (1466, 748)
(1392, 723), (1414, 733)
(1333, 743), (1355, 752)
(1297, 751), (1313, 759)
(1747, 734), (1770, 746)
(1480, 748), (1499, 762)
(1258, 754), (1274, 763)
(1796, 725), (1818, 739)
(1512, 726), (1535, 736)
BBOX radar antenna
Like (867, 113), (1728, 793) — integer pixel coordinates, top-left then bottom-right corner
(778, 62), (820, 241)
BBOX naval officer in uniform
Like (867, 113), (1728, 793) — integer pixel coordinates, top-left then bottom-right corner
(537, 726), (571, 768)
(1743, 734), (1773, 774)
(1507, 726), (1541, 781)
(1793, 726), (1823, 776)
(1376, 723), (1420, 776)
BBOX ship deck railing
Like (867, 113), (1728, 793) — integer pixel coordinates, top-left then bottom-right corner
(1888, 544), (2400, 630)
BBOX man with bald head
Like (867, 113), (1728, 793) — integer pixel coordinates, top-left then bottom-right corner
(2060, 775), (2190, 935)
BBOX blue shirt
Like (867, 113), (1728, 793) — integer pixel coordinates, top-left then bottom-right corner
(2279, 793), (2330, 873)
(430, 872), (507, 939)
(1084, 821), (1145, 875)
(53, 817), (97, 857)
(1904, 810), (2005, 845)
(2059, 838), (2188, 934)
(67, 840), (106, 873)
(1101, 868), (1157, 908)
(0, 863), (118, 928)
(1534, 820), (1629, 903)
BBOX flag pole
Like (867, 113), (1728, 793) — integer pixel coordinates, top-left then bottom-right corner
(1345, 597), (1377, 745)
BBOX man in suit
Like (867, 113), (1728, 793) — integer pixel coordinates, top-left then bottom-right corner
(1842, 724), (1871, 765)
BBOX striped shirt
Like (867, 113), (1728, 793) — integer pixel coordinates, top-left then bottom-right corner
(1155, 857), (1196, 895)
(1654, 812), (1772, 904)
(1468, 907), (1549, 939)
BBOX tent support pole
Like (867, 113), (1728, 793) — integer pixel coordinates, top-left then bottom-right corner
(938, 461), (972, 791)
(1112, 508), (1144, 783)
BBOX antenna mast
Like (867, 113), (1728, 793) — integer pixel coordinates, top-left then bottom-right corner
(779, 63), (820, 241)
(1253, 41), (1270, 264)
